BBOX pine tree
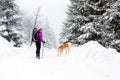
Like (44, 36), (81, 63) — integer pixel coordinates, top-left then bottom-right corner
(60, 0), (87, 45)
(60, 0), (120, 51)
(94, 0), (120, 52)
(0, 0), (23, 47)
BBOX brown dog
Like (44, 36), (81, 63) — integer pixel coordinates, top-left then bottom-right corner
(57, 42), (74, 56)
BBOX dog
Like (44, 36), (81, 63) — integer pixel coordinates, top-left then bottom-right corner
(57, 42), (74, 56)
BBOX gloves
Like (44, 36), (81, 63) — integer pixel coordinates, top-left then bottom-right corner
(43, 41), (46, 44)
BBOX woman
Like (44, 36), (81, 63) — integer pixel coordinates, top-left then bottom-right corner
(35, 28), (45, 59)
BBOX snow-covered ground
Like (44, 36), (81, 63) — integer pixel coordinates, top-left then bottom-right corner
(0, 36), (120, 80)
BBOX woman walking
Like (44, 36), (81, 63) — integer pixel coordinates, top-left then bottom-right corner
(32, 28), (45, 59)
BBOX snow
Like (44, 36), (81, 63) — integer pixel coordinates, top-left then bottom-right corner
(0, 36), (120, 80)
(0, 25), (6, 31)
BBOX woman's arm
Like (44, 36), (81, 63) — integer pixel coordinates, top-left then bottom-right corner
(38, 32), (45, 43)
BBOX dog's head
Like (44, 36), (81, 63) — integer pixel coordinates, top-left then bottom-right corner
(67, 42), (74, 47)
(70, 42), (74, 47)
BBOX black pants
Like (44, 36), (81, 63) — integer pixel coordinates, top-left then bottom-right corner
(35, 41), (41, 58)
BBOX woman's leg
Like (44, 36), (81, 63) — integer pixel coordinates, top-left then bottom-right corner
(35, 41), (41, 58)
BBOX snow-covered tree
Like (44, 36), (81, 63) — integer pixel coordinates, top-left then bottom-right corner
(60, 0), (120, 52)
(94, 0), (120, 52)
(59, 22), (72, 44)
(21, 16), (34, 44)
(0, 0), (23, 47)
(40, 18), (57, 49)
(60, 0), (88, 45)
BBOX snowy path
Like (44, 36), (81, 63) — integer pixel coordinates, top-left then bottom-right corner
(0, 37), (120, 80)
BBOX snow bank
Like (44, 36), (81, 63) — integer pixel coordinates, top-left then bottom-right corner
(0, 36), (14, 59)
(0, 37), (120, 80)
(0, 36), (12, 48)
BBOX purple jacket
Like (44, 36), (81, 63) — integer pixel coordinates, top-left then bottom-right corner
(38, 30), (45, 43)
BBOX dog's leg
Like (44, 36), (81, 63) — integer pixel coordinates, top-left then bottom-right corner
(66, 47), (70, 54)
(66, 48), (68, 54)
(57, 48), (60, 56)
(57, 49), (60, 56)
(60, 49), (63, 56)
(57, 48), (62, 56)
(68, 47), (70, 53)
(57, 51), (59, 56)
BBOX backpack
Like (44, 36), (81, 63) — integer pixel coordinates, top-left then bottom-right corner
(32, 28), (39, 42)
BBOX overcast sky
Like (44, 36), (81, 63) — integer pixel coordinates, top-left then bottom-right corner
(15, 0), (70, 39)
